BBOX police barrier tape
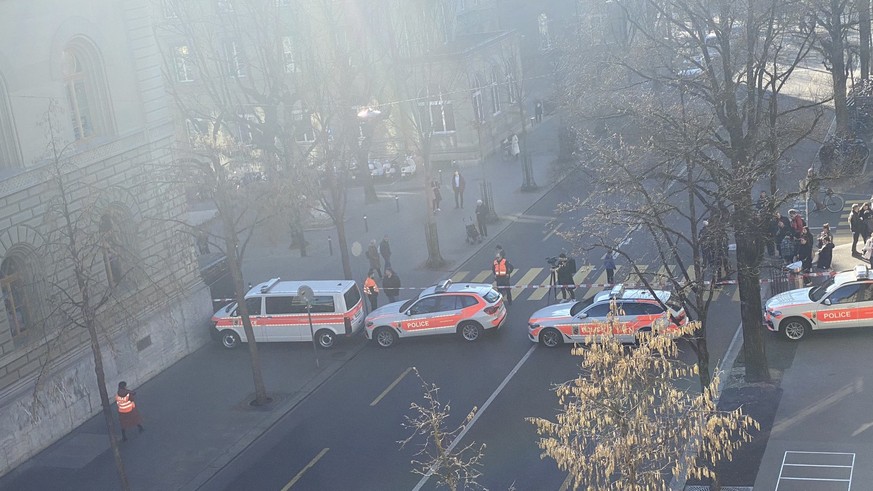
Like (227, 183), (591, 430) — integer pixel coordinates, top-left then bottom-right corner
(210, 270), (837, 303)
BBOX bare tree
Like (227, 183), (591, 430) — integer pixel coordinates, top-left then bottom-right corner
(528, 309), (758, 489)
(804, 0), (856, 135)
(400, 368), (486, 491)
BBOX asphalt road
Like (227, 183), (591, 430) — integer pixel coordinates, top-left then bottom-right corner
(198, 168), (746, 491)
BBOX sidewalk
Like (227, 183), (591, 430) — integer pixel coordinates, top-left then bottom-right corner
(0, 116), (563, 490)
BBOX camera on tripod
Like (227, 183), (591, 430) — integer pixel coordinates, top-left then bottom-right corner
(546, 256), (560, 268)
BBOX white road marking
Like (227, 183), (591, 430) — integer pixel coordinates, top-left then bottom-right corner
(281, 447), (329, 490)
(776, 451), (854, 490)
(542, 222), (563, 242)
(412, 344), (538, 491)
(370, 367), (413, 407)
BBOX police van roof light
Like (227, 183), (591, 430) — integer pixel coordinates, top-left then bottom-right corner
(260, 277), (281, 294)
(854, 265), (871, 280)
(608, 284), (625, 299)
(435, 279), (453, 292)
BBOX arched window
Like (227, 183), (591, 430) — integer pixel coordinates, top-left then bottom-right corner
(490, 66), (501, 114)
(1, 245), (42, 338)
(63, 38), (113, 140)
(538, 13), (552, 50)
(471, 76), (485, 123)
(99, 204), (135, 289)
(0, 74), (21, 169)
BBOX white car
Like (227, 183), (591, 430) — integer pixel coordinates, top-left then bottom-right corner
(364, 280), (506, 348)
(764, 266), (873, 340)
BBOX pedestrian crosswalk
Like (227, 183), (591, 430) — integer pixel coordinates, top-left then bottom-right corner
(442, 263), (738, 302)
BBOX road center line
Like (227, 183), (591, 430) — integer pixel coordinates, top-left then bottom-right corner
(370, 367), (413, 407)
(412, 344), (538, 491)
(281, 447), (329, 491)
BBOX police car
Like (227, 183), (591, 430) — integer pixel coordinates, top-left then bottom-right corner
(364, 280), (507, 348)
(528, 284), (687, 347)
(764, 265), (873, 341)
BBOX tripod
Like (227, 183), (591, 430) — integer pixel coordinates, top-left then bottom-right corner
(547, 267), (558, 305)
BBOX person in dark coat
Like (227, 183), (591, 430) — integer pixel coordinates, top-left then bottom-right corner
(850, 203), (864, 256)
(797, 236), (813, 272)
(780, 234), (796, 265)
(382, 268), (401, 303)
(604, 254), (616, 285)
(451, 170), (466, 209)
(379, 235), (392, 272)
(475, 200), (488, 237)
(817, 237), (834, 269)
(366, 240), (382, 278)
(116, 381), (144, 442)
(556, 253), (577, 300)
(431, 180), (442, 213)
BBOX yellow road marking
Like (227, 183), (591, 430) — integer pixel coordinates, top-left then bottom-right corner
(471, 270), (492, 283)
(578, 270), (608, 300)
(513, 267), (544, 293)
(573, 265), (593, 285)
(450, 271), (469, 283)
(370, 367), (413, 407)
(281, 447), (330, 490)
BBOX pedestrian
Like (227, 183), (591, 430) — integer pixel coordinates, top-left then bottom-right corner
(431, 180), (442, 213)
(382, 268), (401, 303)
(535, 100), (543, 123)
(755, 190), (769, 211)
(817, 223), (833, 249)
(864, 235), (873, 263)
(797, 236), (813, 272)
(850, 203), (864, 256)
(366, 239), (382, 278)
(800, 225), (814, 246)
(116, 381), (144, 442)
(475, 199), (488, 237)
(764, 212), (778, 257)
(604, 253), (616, 285)
(788, 209), (805, 235)
(861, 202), (873, 241)
(451, 170), (466, 209)
(801, 168), (824, 212)
(492, 249), (513, 305)
(780, 233), (796, 266)
(364, 270), (379, 310)
(556, 253), (577, 300)
(510, 134), (520, 160)
(817, 236), (834, 269)
(379, 235), (392, 272)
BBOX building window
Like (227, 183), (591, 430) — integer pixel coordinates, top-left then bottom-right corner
(173, 45), (195, 83)
(1, 246), (42, 339)
(222, 39), (245, 78)
(538, 13), (552, 50)
(63, 51), (95, 140)
(472, 76), (485, 123)
(292, 105), (315, 142)
(490, 67), (501, 115)
(0, 75), (21, 169)
(506, 73), (517, 104)
(419, 86), (456, 133)
(62, 39), (112, 141)
(282, 36), (297, 73)
(161, 0), (178, 19)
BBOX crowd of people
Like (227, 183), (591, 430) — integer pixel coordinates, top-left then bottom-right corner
(755, 192), (835, 273)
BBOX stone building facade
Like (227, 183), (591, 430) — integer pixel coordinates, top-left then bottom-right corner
(0, 1), (212, 475)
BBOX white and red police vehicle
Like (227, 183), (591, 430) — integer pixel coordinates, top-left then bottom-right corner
(364, 280), (506, 348)
(764, 265), (873, 340)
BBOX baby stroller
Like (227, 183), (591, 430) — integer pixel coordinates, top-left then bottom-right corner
(464, 217), (482, 244)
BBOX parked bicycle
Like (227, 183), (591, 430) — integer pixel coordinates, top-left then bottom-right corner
(821, 188), (845, 213)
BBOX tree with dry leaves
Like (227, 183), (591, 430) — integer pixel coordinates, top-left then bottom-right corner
(400, 368), (486, 491)
(528, 306), (758, 490)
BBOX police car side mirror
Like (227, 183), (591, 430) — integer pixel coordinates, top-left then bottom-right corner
(405, 310), (412, 316)
(577, 313), (588, 319)
(823, 298), (832, 306)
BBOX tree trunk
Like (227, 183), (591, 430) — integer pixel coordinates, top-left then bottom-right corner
(830, 1), (851, 136)
(221, 210), (270, 405)
(335, 218), (353, 280)
(861, 0), (871, 79)
(733, 221), (771, 383)
(87, 311), (130, 491)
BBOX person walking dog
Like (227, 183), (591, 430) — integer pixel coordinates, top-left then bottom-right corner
(116, 381), (144, 442)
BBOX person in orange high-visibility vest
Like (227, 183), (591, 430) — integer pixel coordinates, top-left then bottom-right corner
(492, 249), (513, 305)
(116, 381), (144, 442)
(364, 270), (380, 311)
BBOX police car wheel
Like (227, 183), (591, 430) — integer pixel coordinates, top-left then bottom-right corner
(315, 329), (336, 349)
(782, 318), (809, 341)
(459, 322), (483, 342)
(540, 328), (562, 348)
(220, 330), (241, 349)
(375, 327), (397, 348)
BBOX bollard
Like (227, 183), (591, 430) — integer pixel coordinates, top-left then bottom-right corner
(395, 195), (400, 213)
(364, 215), (369, 233)
(328, 236), (333, 256)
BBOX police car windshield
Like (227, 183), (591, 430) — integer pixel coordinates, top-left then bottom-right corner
(569, 296), (596, 316)
(809, 277), (837, 302)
